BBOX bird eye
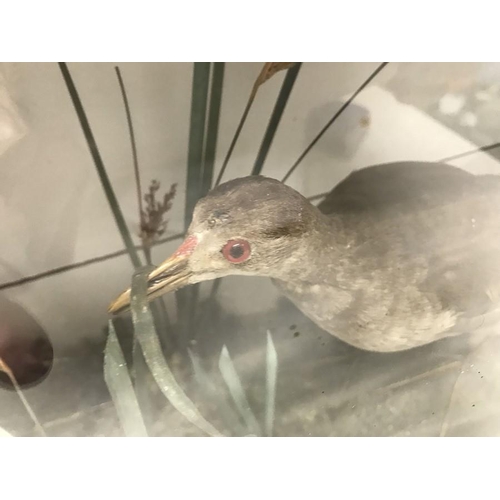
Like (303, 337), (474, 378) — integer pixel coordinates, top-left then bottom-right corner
(222, 239), (251, 264)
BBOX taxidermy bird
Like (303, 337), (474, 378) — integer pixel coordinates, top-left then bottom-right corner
(109, 161), (500, 353)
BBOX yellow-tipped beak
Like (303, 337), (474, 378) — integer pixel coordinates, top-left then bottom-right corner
(107, 235), (198, 315)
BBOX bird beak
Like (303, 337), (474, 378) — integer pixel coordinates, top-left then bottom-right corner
(107, 235), (198, 315)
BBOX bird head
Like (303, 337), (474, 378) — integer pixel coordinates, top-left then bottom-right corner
(108, 176), (318, 314)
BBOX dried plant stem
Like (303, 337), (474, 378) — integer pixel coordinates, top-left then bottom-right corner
(215, 62), (299, 186)
(115, 67), (143, 225)
(252, 63), (302, 176)
(214, 92), (256, 186)
(0, 358), (46, 437)
(439, 141), (500, 163)
(0, 231), (185, 293)
(115, 66), (153, 264)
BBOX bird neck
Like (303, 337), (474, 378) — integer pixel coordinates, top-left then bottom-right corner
(269, 209), (351, 286)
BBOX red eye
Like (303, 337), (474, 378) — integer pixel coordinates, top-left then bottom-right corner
(222, 239), (251, 263)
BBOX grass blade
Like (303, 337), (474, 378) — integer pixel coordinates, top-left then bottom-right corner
(104, 320), (148, 437)
(265, 331), (278, 437)
(188, 347), (247, 435)
(188, 347), (219, 394)
(130, 267), (223, 437)
(201, 62), (225, 196)
(281, 62), (389, 183)
(219, 345), (262, 436)
(185, 62), (211, 228)
(180, 62), (211, 340)
(251, 63), (302, 176)
(192, 63), (225, 336)
(58, 62), (142, 269)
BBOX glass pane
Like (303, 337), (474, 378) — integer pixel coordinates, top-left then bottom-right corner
(2, 62), (500, 436)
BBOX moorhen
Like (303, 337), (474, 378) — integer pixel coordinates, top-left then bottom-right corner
(109, 161), (500, 353)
